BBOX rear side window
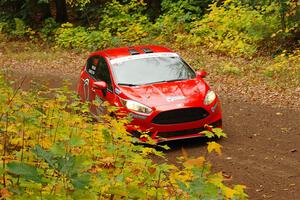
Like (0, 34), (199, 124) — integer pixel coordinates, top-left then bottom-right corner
(86, 56), (100, 79)
(86, 56), (113, 91)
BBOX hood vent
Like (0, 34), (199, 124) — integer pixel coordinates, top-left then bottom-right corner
(129, 49), (140, 55)
(141, 48), (153, 53)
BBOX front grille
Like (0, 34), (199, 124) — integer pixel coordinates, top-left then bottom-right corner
(152, 107), (209, 125)
(157, 127), (205, 138)
(156, 120), (222, 138)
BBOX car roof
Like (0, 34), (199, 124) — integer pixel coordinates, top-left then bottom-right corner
(100, 45), (173, 60)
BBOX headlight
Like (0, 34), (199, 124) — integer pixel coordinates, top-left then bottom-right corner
(204, 90), (216, 105)
(120, 99), (152, 114)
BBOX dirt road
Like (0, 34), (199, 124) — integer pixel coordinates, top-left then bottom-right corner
(9, 71), (300, 200)
(165, 99), (300, 200)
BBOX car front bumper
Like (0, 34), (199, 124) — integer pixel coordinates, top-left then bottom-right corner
(125, 99), (222, 142)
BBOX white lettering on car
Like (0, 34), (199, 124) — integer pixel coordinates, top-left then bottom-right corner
(166, 96), (186, 102)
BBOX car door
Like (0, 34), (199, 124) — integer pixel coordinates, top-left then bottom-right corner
(85, 55), (115, 116)
(78, 55), (100, 103)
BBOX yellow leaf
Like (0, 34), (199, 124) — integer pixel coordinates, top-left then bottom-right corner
(222, 186), (236, 199)
(10, 138), (22, 146)
(233, 184), (248, 198)
(208, 172), (223, 186)
(42, 139), (53, 149)
(234, 184), (246, 191)
(126, 177), (133, 183)
(183, 156), (205, 168)
(207, 142), (222, 155)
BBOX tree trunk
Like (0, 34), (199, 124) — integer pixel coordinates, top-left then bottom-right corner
(145, 0), (161, 22)
(40, 2), (52, 20)
(55, 0), (68, 23)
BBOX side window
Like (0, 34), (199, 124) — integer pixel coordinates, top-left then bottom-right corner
(86, 56), (100, 78)
(86, 56), (113, 91)
(98, 57), (113, 91)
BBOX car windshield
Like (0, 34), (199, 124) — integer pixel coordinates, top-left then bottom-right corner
(111, 54), (196, 86)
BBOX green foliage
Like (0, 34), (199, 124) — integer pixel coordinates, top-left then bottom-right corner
(55, 23), (113, 51)
(154, 0), (202, 41)
(160, 0), (202, 21)
(54, 0), (152, 50)
(0, 73), (247, 199)
(98, 0), (150, 42)
(67, 0), (91, 8)
(263, 50), (300, 87)
(11, 18), (27, 37)
(7, 162), (41, 182)
(191, 0), (282, 57)
(241, 0), (300, 31)
(0, 22), (8, 33)
(222, 63), (241, 75)
(0, 18), (36, 39)
(39, 18), (59, 41)
(55, 23), (88, 49)
(1, 0), (300, 58)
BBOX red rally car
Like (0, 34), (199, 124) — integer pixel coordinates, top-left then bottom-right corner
(77, 45), (222, 142)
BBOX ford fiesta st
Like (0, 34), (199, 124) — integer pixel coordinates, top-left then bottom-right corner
(77, 45), (222, 142)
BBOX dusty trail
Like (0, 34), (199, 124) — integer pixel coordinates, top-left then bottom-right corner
(9, 71), (300, 200)
(165, 99), (300, 200)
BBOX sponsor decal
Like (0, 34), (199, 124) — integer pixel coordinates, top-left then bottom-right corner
(83, 78), (90, 101)
(115, 88), (122, 95)
(166, 96), (186, 102)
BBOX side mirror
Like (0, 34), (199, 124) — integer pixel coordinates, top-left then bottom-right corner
(92, 81), (107, 90)
(196, 70), (207, 78)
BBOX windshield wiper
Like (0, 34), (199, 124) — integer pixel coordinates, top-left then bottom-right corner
(145, 78), (187, 85)
(118, 83), (140, 86)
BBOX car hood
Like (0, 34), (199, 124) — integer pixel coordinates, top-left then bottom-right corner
(118, 79), (208, 108)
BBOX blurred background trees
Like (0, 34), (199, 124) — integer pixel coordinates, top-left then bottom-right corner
(1, 0), (300, 57)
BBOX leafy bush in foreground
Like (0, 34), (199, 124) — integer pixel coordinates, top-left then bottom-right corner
(0, 74), (248, 199)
